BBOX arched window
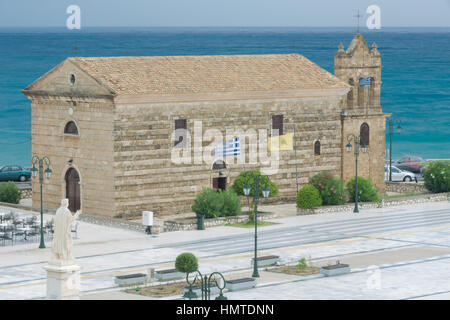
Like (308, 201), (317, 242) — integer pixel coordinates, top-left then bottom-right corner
(314, 141), (321, 156)
(64, 121), (79, 135)
(360, 123), (370, 146)
(347, 79), (354, 108)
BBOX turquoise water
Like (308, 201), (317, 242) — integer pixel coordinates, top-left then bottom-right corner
(0, 27), (449, 166)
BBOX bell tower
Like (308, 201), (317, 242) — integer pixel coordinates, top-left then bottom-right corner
(336, 30), (389, 195)
(334, 30), (382, 114)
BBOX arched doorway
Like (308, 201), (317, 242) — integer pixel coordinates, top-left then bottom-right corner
(65, 168), (80, 212)
(211, 160), (227, 191)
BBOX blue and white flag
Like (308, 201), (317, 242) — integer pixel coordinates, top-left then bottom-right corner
(214, 137), (241, 157)
(359, 77), (371, 86)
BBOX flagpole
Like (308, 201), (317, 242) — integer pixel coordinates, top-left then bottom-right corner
(293, 123), (299, 195)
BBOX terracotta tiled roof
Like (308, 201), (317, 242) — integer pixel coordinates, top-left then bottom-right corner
(68, 54), (348, 95)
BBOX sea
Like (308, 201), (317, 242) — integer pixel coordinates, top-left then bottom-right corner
(0, 27), (449, 167)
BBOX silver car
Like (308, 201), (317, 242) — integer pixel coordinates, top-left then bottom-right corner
(385, 165), (417, 182)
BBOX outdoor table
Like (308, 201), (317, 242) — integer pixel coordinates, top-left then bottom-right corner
(15, 227), (31, 240)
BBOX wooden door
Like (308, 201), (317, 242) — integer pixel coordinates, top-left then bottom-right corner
(65, 168), (80, 212)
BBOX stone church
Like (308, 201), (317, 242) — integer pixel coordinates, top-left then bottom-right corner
(23, 31), (388, 217)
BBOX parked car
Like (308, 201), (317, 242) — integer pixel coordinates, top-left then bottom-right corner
(385, 165), (417, 182)
(0, 165), (31, 182)
(393, 156), (426, 174)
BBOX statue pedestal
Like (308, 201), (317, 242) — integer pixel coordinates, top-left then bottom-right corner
(44, 263), (81, 300)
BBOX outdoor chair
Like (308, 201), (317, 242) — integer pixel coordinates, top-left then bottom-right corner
(71, 222), (79, 239)
(12, 226), (26, 242)
(3, 212), (13, 222)
(1, 226), (14, 246)
(26, 225), (40, 241)
(45, 220), (54, 234)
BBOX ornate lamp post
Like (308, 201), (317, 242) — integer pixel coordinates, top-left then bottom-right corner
(243, 172), (270, 278)
(31, 156), (52, 248)
(387, 119), (402, 181)
(345, 135), (368, 213)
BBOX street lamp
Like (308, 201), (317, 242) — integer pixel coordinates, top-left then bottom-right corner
(31, 156), (52, 249)
(345, 134), (368, 213)
(243, 172), (270, 278)
(387, 119), (402, 181)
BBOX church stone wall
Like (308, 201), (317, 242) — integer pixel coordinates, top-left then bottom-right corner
(113, 94), (344, 217)
(31, 97), (116, 216)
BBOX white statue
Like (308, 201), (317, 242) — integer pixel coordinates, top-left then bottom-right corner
(50, 199), (81, 266)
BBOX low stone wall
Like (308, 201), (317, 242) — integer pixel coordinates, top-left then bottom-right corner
(20, 188), (32, 199)
(385, 182), (429, 194)
(297, 192), (450, 215)
(164, 212), (276, 232)
(79, 214), (161, 234)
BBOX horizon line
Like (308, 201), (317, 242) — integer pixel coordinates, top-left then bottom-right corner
(1, 25), (449, 28)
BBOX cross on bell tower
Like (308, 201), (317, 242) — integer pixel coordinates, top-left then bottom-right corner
(354, 9), (363, 32)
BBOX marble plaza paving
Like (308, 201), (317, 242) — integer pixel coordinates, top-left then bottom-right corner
(0, 201), (449, 300)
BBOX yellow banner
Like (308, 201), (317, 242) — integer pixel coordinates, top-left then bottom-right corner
(268, 132), (293, 151)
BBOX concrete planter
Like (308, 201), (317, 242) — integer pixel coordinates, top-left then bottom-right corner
(154, 268), (184, 281)
(226, 278), (256, 292)
(320, 263), (351, 277)
(251, 255), (280, 267)
(114, 273), (147, 286)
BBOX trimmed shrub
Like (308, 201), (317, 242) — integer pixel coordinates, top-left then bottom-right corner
(310, 172), (346, 205)
(175, 253), (198, 273)
(346, 176), (380, 203)
(424, 160), (450, 193)
(0, 182), (21, 204)
(220, 189), (242, 216)
(191, 188), (242, 218)
(231, 171), (279, 198)
(191, 188), (224, 219)
(296, 185), (322, 209)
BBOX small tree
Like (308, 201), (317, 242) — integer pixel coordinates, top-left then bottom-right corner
(296, 185), (322, 209)
(231, 171), (279, 198)
(191, 188), (224, 219)
(424, 160), (450, 193)
(346, 176), (380, 203)
(175, 253), (199, 274)
(220, 189), (242, 216)
(0, 182), (21, 204)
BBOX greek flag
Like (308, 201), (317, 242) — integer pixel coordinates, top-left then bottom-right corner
(359, 77), (371, 86)
(214, 137), (240, 157)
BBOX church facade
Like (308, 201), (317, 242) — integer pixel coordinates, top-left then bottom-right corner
(23, 32), (388, 217)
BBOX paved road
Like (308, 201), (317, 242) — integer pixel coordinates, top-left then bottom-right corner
(158, 207), (450, 255)
(0, 203), (449, 299)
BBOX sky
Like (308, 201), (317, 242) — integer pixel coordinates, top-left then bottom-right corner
(0, 0), (449, 27)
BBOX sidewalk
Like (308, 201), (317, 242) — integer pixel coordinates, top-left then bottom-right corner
(1, 201), (449, 267)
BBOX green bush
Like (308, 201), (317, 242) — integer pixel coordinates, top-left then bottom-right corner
(220, 189), (242, 216)
(191, 188), (242, 218)
(424, 161), (450, 193)
(231, 171), (279, 198)
(296, 185), (322, 209)
(309, 172), (346, 205)
(346, 176), (380, 203)
(191, 188), (224, 219)
(175, 253), (198, 273)
(0, 182), (21, 204)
